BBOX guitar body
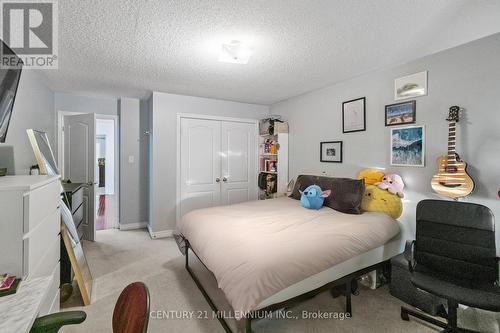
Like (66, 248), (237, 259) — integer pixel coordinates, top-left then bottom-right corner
(431, 155), (474, 198)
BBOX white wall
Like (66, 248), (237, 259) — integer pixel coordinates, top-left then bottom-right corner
(0, 70), (54, 174)
(148, 92), (269, 233)
(96, 119), (115, 194)
(271, 33), (500, 251)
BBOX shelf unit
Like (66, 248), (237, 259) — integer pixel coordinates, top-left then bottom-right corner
(259, 132), (288, 198)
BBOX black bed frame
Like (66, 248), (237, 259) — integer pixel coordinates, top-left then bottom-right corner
(184, 240), (392, 333)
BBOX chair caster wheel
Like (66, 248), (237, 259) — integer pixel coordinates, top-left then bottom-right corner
(401, 308), (410, 321)
(330, 287), (342, 298)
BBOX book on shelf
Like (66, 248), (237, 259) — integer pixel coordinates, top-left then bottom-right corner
(0, 274), (20, 297)
(0, 274), (16, 290)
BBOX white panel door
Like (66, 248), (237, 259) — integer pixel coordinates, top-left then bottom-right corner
(180, 118), (221, 218)
(221, 121), (257, 205)
(64, 113), (96, 241)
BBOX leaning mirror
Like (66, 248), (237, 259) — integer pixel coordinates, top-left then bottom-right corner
(26, 128), (93, 305)
(26, 129), (59, 175)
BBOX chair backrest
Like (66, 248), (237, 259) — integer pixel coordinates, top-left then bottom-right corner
(415, 199), (496, 284)
(112, 282), (150, 333)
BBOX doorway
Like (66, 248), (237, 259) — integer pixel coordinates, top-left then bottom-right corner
(95, 118), (118, 231)
(58, 111), (119, 240)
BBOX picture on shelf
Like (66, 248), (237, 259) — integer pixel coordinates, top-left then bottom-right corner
(265, 160), (277, 172)
(390, 126), (425, 167)
(320, 141), (343, 163)
(342, 97), (366, 133)
(394, 71), (427, 100)
(385, 100), (416, 126)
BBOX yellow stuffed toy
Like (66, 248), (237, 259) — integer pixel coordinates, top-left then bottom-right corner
(357, 168), (385, 186)
(361, 185), (402, 219)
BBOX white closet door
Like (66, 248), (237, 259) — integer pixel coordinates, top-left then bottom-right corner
(180, 118), (221, 218)
(221, 121), (257, 205)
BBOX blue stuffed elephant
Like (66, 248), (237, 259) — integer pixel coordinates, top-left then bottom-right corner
(300, 185), (331, 210)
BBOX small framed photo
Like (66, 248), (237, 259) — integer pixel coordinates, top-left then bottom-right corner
(342, 97), (366, 133)
(394, 71), (427, 100)
(390, 126), (425, 167)
(385, 100), (416, 126)
(320, 141), (343, 163)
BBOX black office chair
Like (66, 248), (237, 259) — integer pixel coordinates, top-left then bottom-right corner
(402, 199), (500, 333)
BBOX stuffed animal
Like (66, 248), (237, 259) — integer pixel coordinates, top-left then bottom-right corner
(300, 185), (331, 210)
(357, 168), (385, 186)
(361, 185), (402, 219)
(376, 174), (405, 198)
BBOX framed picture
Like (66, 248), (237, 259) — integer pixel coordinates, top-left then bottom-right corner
(320, 141), (343, 163)
(394, 71), (427, 100)
(390, 126), (425, 167)
(385, 100), (416, 126)
(342, 97), (366, 133)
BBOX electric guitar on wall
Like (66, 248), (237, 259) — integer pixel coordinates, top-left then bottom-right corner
(431, 106), (475, 199)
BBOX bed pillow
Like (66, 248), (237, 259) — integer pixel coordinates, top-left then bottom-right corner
(290, 175), (365, 214)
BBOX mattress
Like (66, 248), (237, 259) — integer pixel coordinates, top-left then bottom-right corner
(177, 197), (401, 314)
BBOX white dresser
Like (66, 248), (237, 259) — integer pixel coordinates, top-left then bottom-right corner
(0, 175), (61, 315)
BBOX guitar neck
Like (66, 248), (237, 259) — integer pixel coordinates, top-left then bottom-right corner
(447, 121), (456, 164)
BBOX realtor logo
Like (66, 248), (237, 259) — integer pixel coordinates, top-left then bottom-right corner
(1, 0), (58, 69)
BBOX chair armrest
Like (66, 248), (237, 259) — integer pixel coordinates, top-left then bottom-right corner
(404, 240), (416, 272)
(30, 311), (86, 333)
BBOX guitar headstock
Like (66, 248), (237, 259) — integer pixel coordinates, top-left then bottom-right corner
(446, 105), (460, 122)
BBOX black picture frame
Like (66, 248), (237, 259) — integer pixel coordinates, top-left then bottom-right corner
(385, 100), (416, 126)
(320, 141), (343, 163)
(342, 97), (366, 133)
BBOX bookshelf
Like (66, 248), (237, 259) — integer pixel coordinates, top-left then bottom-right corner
(259, 132), (288, 199)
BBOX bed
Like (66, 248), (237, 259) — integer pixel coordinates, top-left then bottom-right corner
(176, 196), (402, 332)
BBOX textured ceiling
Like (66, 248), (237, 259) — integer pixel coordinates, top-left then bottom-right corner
(43, 0), (500, 105)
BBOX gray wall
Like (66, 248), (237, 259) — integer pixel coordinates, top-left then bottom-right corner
(139, 99), (150, 225)
(118, 98), (143, 225)
(55, 92), (118, 115)
(54, 93), (150, 228)
(148, 92), (270, 233)
(0, 70), (55, 174)
(271, 33), (500, 250)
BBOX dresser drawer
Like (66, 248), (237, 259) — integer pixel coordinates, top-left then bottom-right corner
(31, 234), (60, 279)
(71, 187), (84, 213)
(24, 208), (60, 278)
(39, 264), (60, 316)
(73, 203), (84, 229)
(23, 181), (60, 234)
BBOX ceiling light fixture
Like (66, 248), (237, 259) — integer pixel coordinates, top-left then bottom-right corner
(218, 40), (253, 64)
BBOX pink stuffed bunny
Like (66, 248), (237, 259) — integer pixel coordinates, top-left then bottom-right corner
(376, 174), (405, 198)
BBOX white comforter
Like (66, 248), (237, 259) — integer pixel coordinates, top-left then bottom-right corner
(178, 197), (400, 314)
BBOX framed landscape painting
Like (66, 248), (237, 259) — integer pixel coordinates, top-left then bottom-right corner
(385, 100), (416, 126)
(390, 126), (425, 167)
(394, 71), (427, 100)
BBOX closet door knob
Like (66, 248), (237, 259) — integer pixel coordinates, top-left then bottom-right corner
(222, 177), (228, 182)
(215, 177), (221, 183)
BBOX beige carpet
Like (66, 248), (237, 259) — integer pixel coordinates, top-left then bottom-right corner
(60, 229), (499, 333)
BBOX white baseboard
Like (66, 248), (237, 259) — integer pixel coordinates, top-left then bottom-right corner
(119, 222), (148, 230)
(147, 225), (173, 239)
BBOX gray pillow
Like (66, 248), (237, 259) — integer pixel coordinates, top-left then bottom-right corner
(290, 175), (365, 214)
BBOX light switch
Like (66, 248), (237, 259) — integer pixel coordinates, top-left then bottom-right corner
(128, 155), (135, 163)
